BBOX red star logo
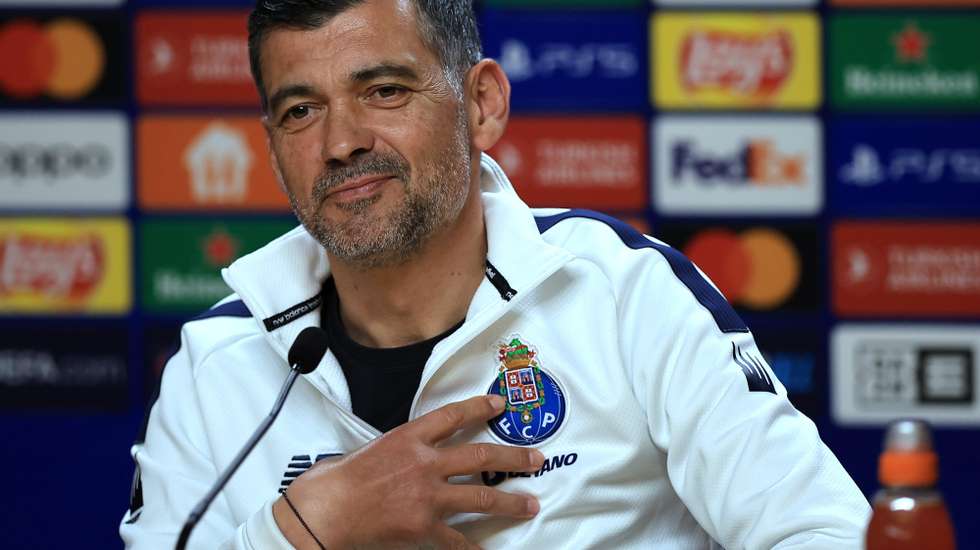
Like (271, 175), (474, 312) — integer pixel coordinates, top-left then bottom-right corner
(893, 22), (930, 63)
(203, 230), (238, 267)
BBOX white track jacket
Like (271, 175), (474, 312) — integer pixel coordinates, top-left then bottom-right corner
(120, 155), (870, 549)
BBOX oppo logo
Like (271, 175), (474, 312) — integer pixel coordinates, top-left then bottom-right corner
(0, 143), (112, 179)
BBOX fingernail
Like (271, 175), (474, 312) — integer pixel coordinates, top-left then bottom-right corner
(526, 497), (540, 516)
(489, 395), (505, 412)
(528, 449), (544, 467)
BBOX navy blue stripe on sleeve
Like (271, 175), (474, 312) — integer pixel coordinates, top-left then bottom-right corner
(535, 210), (749, 334)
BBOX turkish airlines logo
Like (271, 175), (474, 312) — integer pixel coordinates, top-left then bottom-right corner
(183, 122), (254, 204)
(0, 234), (104, 299)
(681, 30), (793, 96)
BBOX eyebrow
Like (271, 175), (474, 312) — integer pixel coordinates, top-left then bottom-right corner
(349, 62), (421, 84)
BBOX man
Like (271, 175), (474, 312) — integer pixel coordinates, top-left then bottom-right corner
(121, 1), (871, 548)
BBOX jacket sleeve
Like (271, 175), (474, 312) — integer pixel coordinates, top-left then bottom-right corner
(623, 256), (871, 550)
(118, 324), (297, 550)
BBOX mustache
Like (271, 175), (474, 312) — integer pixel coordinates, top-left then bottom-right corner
(312, 153), (410, 204)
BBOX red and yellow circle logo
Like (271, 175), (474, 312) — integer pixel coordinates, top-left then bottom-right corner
(683, 228), (801, 310)
(0, 18), (105, 100)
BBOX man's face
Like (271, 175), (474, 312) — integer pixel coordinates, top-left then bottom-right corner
(259, 0), (472, 269)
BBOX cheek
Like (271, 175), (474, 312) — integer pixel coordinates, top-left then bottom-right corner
(273, 133), (324, 196)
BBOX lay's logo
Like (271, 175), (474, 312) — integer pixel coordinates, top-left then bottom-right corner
(681, 30), (793, 97)
(0, 234), (104, 299)
(653, 13), (820, 109)
(0, 219), (130, 314)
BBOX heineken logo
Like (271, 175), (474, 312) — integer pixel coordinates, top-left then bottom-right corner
(831, 15), (980, 107)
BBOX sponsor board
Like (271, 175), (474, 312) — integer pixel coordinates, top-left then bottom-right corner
(0, 0), (123, 4)
(138, 116), (290, 211)
(482, 10), (646, 110)
(136, 10), (258, 107)
(0, 12), (126, 103)
(0, 323), (127, 410)
(753, 329), (821, 419)
(653, 115), (822, 216)
(833, 222), (980, 317)
(832, 0), (980, 5)
(490, 116), (646, 209)
(652, 12), (820, 110)
(488, 0), (642, 5)
(830, 118), (980, 215)
(829, 15), (980, 110)
(832, 324), (980, 426)
(657, 0), (815, 4)
(141, 218), (294, 313)
(0, 218), (131, 314)
(657, 224), (819, 312)
(0, 112), (129, 211)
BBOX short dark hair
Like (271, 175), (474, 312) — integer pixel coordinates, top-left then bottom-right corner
(247, 0), (483, 111)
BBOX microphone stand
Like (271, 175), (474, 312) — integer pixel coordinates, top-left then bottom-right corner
(175, 367), (302, 550)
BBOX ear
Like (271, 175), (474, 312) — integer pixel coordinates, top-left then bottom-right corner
(262, 122), (288, 195)
(465, 59), (511, 152)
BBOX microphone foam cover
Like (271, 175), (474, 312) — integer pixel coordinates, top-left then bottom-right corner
(287, 327), (329, 374)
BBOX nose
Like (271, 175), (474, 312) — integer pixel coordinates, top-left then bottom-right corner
(321, 102), (374, 166)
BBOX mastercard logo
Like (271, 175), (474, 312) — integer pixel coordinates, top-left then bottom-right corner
(0, 18), (105, 99)
(683, 228), (801, 310)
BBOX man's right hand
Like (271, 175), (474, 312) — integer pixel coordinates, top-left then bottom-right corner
(272, 395), (544, 550)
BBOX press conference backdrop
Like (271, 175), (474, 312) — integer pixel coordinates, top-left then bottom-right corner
(1, 0), (978, 547)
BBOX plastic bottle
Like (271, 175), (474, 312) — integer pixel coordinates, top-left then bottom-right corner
(865, 419), (956, 550)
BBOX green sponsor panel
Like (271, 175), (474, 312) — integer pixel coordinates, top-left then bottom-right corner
(830, 14), (980, 110)
(485, 0), (643, 6)
(141, 218), (296, 313)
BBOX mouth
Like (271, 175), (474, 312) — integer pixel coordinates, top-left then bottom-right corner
(324, 175), (395, 203)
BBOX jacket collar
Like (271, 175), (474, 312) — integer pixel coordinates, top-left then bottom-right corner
(221, 154), (572, 368)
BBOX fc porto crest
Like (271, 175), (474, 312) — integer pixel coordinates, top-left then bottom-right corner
(486, 336), (566, 446)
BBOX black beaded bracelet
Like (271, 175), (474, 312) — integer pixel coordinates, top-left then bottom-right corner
(282, 490), (327, 550)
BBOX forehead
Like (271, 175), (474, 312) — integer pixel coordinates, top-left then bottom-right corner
(259, 0), (439, 91)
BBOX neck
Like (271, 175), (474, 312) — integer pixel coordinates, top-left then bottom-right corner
(328, 184), (486, 348)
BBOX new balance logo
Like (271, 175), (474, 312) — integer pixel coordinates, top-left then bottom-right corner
(279, 453), (342, 494)
(733, 343), (777, 394)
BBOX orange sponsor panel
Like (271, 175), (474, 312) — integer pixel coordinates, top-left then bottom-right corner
(833, 222), (980, 316)
(138, 116), (290, 211)
(489, 116), (647, 209)
(136, 11), (258, 106)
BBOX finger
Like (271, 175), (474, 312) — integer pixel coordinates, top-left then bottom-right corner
(413, 395), (506, 444)
(438, 485), (540, 519)
(430, 522), (480, 550)
(440, 443), (544, 477)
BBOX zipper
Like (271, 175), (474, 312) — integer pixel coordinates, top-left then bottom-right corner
(408, 252), (573, 419)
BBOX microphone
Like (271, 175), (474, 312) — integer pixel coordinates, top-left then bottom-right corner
(176, 326), (329, 550)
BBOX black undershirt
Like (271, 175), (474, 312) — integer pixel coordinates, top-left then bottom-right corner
(321, 277), (464, 433)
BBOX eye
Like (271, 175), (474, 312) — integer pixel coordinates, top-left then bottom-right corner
(367, 85), (410, 105)
(285, 105), (310, 121)
(375, 85), (402, 98)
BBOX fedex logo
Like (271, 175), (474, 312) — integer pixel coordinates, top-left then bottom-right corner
(671, 140), (805, 185)
(654, 116), (822, 216)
